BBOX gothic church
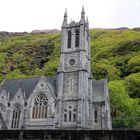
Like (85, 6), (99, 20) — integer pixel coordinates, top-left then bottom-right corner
(0, 8), (111, 130)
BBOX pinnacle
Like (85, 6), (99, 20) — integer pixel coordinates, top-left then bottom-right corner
(81, 5), (85, 14)
(86, 16), (89, 24)
(64, 8), (67, 17)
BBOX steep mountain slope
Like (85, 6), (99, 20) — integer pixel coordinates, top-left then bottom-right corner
(0, 29), (140, 128)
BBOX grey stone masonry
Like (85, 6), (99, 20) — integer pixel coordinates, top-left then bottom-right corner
(57, 7), (111, 130)
(0, 7), (112, 130)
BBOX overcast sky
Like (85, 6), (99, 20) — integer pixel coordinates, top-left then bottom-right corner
(0, 0), (140, 32)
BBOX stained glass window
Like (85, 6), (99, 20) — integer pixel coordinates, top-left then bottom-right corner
(32, 92), (48, 119)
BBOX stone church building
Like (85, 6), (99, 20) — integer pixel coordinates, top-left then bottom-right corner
(0, 8), (111, 130)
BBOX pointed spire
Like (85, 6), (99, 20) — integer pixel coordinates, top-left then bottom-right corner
(64, 8), (67, 18)
(62, 9), (68, 28)
(86, 16), (89, 25)
(81, 5), (85, 15)
(80, 6), (85, 24)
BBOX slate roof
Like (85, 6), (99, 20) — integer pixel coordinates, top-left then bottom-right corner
(0, 76), (57, 100)
(45, 76), (57, 92)
(92, 79), (107, 102)
(0, 76), (107, 102)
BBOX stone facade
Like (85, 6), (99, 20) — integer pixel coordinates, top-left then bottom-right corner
(0, 8), (111, 130)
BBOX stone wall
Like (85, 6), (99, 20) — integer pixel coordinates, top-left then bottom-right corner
(0, 130), (139, 140)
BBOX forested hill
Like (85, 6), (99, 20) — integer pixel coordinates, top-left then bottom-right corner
(0, 28), (140, 128)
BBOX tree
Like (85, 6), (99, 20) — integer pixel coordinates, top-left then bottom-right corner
(124, 72), (140, 98)
(127, 55), (140, 73)
(109, 80), (140, 128)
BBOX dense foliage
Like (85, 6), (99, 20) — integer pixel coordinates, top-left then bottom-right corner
(0, 29), (140, 128)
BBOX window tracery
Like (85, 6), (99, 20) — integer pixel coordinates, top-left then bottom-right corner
(32, 92), (48, 119)
(67, 30), (71, 48)
(63, 106), (77, 123)
(69, 110), (72, 122)
(75, 29), (79, 47)
(11, 103), (21, 129)
(94, 107), (98, 123)
(64, 114), (67, 122)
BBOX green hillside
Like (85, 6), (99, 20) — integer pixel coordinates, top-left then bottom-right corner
(0, 29), (140, 128)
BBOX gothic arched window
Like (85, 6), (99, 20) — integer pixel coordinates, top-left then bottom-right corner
(67, 30), (71, 48)
(94, 107), (98, 123)
(63, 106), (76, 123)
(64, 109), (67, 122)
(75, 29), (79, 47)
(11, 103), (21, 129)
(64, 114), (67, 122)
(32, 92), (48, 119)
(73, 113), (76, 122)
(69, 110), (72, 122)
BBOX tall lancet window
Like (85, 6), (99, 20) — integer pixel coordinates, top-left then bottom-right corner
(67, 30), (71, 48)
(11, 103), (21, 129)
(94, 107), (98, 123)
(32, 92), (48, 119)
(69, 79), (73, 92)
(63, 106), (77, 123)
(75, 29), (79, 47)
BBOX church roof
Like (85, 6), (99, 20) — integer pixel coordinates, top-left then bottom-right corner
(0, 76), (56, 100)
(92, 79), (107, 102)
(0, 77), (107, 102)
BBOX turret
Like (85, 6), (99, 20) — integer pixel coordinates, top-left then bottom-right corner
(86, 16), (89, 26)
(62, 9), (68, 28)
(80, 6), (85, 24)
(57, 7), (91, 130)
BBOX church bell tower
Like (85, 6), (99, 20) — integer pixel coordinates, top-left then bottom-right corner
(56, 7), (91, 129)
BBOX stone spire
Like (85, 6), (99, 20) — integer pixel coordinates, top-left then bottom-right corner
(80, 6), (85, 24)
(62, 9), (68, 28)
(64, 8), (67, 18)
(82, 5), (85, 14)
(86, 16), (89, 25)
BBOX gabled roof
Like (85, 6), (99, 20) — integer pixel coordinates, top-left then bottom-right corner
(92, 79), (107, 102)
(0, 76), (57, 100)
(45, 76), (57, 94)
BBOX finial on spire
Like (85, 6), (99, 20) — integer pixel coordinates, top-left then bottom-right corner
(81, 5), (85, 14)
(64, 8), (67, 18)
(86, 16), (89, 25)
(80, 6), (85, 24)
(62, 8), (68, 28)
